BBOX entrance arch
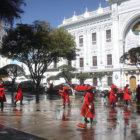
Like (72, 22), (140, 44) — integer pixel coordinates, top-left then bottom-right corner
(129, 76), (136, 91)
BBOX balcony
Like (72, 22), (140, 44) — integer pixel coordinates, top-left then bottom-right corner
(105, 65), (113, 69)
(90, 66), (98, 69)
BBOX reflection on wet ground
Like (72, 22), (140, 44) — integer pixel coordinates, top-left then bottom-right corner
(0, 92), (140, 140)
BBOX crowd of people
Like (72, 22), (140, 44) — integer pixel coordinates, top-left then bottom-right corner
(109, 83), (140, 107)
(58, 82), (140, 127)
(0, 80), (140, 128)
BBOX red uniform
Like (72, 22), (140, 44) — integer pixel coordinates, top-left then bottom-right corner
(58, 86), (70, 108)
(81, 91), (95, 118)
(109, 84), (117, 105)
(14, 83), (23, 102)
(0, 86), (6, 102)
(0, 84), (6, 111)
(124, 87), (130, 100)
(14, 88), (23, 101)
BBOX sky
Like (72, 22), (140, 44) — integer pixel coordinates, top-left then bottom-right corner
(15, 0), (110, 28)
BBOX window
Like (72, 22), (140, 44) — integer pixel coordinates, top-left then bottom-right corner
(80, 58), (84, 67)
(132, 21), (140, 35)
(130, 54), (136, 64)
(106, 29), (111, 42)
(92, 33), (96, 45)
(93, 77), (97, 86)
(107, 54), (112, 65)
(79, 35), (83, 47)
(92, 56), (97, 66)
(107, 76), (112, 86)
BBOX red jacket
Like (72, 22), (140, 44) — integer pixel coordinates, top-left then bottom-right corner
(14, 87), (23, 101)
(0, 87), (6, 102)
(124, 87), (130, 100)
(109, 89), (117, 103)
(81, 92), (95, 118)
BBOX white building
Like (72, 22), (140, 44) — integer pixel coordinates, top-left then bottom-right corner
(57, 0), (140, 90)
(0, 22), (10, 81)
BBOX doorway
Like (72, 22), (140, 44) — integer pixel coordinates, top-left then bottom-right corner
(129, 76), (136, 91)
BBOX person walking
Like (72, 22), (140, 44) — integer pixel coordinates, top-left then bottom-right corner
(81, 86), (95, 124)
(123, 84), (131, 106)
(14, 83), (23, 105)
(109, 83), (118, 107)
(58, 86), (71, 109)
(136, 84), (140, 104)
(0, 83), (6, 111)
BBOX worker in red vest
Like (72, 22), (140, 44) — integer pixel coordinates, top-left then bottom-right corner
(58, 86), (70, 109)
(0, 83), (6, 111)
(109, 83), (118, 107)
(123, 84), (131, 106)
(81, 86), (95, 124)
(14, 83), (23, 105)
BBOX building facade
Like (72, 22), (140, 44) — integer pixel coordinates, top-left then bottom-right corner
(0, 22), (10, 81)
(58, 0), (140, 90)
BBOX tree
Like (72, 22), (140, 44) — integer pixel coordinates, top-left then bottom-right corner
(57, 64), (76, 84)
(120, 47), (140, 70)
(0, 67), (8, 78)
(0, 21), (76, 91)
(0, 64), (25, 85)
(47, 75), (59, 81)
(77, 73), (91, 85)
(0, 0), (26, 26)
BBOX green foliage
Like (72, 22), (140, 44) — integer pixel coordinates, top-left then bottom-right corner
(92, 72), (107, 80)
(0, 68), (8, 78)
(57, 64), (76, 84)
(77, 73), (91, 84)
(47, 75), (59, 81)
(0, 21), (76, 91)
(51, 28), (76, 61)
(0, 0), (26, 25)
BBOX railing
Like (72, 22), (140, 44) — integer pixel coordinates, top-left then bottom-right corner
(105, 65), (113, 68)
(90, 66), (98, 69)
(63, 7), (111, 25)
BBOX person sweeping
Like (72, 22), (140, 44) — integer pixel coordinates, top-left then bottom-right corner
(0, 83), (6, 111)
(77, 86), (95, 128)
(58, 86), (71, 109)
(14, 83), (23, 105)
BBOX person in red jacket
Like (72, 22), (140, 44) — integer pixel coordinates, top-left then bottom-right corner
(109, 83), (118, 107)
(0, 83), (6, 111)
(124, 84), (130, 106)
(81, 86), (95, 124)
(58, 86), (70, 109)
(14, 83), (23, 105)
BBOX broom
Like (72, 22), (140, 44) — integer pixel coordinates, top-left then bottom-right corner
(76, 108), (90, 128)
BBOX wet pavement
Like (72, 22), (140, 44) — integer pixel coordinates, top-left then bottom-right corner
(0, 92), (140, 140)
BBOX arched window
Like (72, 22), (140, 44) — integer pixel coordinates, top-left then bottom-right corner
(132, 21), (140, 35)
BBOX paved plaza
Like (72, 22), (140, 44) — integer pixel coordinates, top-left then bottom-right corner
(0, 92), (140, 140)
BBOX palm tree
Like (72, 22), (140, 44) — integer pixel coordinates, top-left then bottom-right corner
(0, 0), (26, 25)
